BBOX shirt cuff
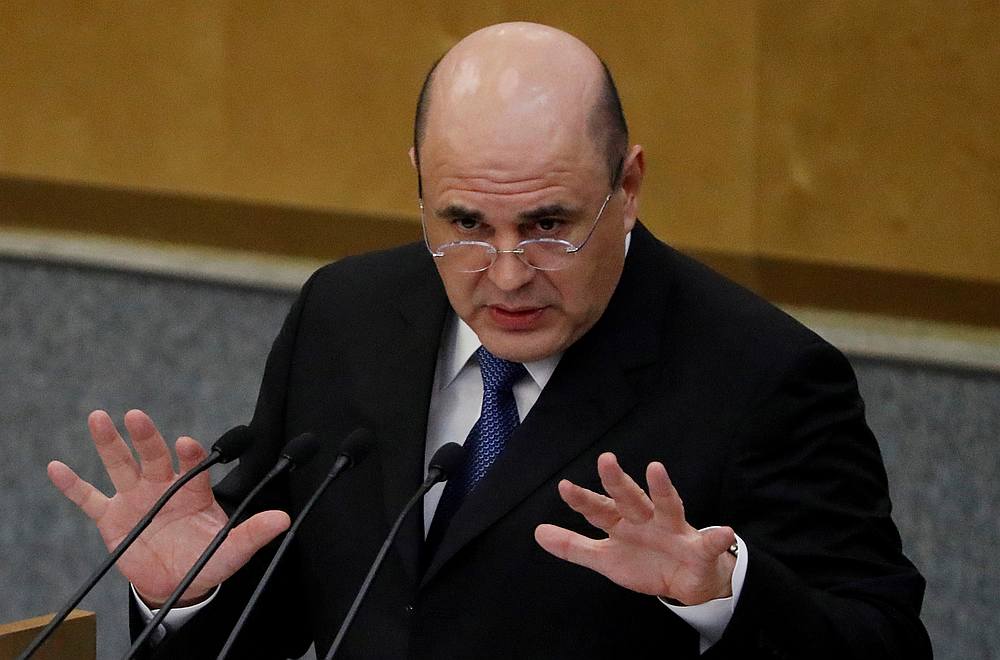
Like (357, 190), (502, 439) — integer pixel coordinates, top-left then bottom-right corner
(131, 583), (221, 644)
(659, 531), (748, 654)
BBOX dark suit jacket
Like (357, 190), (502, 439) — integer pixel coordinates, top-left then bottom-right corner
(138, 223), (930, 659)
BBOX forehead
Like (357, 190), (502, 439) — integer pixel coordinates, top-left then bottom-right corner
(419, 51), (606, 204)
(420, 125), (605, 205)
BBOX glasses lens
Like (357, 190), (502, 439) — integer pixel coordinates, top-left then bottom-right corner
(438, 243), (494, 272)
(520, 240), (574, 271)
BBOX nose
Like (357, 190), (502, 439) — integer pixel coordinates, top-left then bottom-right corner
(487, 250), (535, 291)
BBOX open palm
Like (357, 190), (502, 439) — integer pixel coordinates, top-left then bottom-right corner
(48, 409), (289, 606)
(535, 452), (737, 606)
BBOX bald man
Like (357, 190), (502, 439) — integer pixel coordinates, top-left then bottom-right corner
(52, 22), (929, 659)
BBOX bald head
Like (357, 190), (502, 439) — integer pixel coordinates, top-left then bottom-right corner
(413, 23), (628, 193)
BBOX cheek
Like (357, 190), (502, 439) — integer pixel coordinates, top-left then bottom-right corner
(547, 270), (598, 321)
(555, 251), (625, 321)
(438, 269), (493, 318)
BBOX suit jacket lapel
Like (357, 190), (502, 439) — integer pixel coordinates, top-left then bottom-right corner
(355, 252), (450, 584)
(421, 224), (669, 585)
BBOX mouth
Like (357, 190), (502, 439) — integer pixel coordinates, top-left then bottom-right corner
(487, 305), (546, 331)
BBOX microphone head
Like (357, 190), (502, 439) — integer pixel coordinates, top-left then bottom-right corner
(339, 427), (375, 467)
(212, 425), (255, 464)
(428, 442), (467, 481)
(281, 432), (320, 469)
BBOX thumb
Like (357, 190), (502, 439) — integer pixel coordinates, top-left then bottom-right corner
(196, 510), (291, 588)
(701, 526), (737, 557)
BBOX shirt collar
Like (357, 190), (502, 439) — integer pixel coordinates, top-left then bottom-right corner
(438, 315), (562, 391)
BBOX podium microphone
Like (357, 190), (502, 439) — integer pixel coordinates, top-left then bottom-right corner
(17, 425), (254, 660)
(323, 442), (466, 660)
(216, 428), (375, 660)
(125, 431), (321, 659)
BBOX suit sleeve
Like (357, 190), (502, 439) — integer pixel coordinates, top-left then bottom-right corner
(706, 342), (932, 659)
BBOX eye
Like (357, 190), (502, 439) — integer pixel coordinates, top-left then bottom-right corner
(527, 217), (567, 238)
(453, 217), (481, 231)
(536, 218), (559, 232)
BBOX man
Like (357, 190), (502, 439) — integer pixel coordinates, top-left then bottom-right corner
(49, 22), (931, 658)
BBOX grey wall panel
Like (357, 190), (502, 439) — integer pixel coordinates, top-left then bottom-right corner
(853, 358), (1000, 659)
(0, 257), (294, 658)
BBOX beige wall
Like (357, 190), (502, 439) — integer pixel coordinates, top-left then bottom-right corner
(2, 1), (997, 283)
(756, 1), (1000, 283)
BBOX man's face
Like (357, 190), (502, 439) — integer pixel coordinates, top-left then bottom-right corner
(418, 133), (641, 363)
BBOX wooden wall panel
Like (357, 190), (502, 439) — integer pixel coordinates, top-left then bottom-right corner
(2, 2), (997, 292)
(756, 1), (1000, 283)
(0, 2), (230, 193)
(0, 1), (758, 253)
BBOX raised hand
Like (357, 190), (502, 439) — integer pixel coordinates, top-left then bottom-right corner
(534, 452), (737, 606)
(47, 409), (290, 606)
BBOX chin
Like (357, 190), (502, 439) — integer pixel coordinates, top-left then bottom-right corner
(480, 329), (566, 363)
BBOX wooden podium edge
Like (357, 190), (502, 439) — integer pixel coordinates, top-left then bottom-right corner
(0, 610), (96, 660)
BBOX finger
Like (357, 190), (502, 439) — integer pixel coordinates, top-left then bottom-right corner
(175, 436), (214, 501)
(701, 526), (737, 558)
(200, 510), (291, 587)
(557, 479), (620, 532)
(597, 453), (654, 524)
(534, 524), (605, 572)
(88, 410), (141, 493)
(47, 460), (110, 521)
(646, 461), (688, 533)
(124, 409), (175, 483)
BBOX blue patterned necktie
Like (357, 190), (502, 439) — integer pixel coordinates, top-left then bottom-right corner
(425, 346), (527, 558)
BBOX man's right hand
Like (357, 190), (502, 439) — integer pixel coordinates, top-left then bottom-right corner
(47, 409), (290, 607)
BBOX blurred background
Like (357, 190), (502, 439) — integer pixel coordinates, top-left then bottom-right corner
(1, 2), (998, 658)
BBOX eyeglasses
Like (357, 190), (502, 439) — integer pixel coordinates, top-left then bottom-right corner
(420, 190), (616, 273)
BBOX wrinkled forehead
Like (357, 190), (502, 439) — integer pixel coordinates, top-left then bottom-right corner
(417, 23), (611, 201)
(421, 63), (603, 195)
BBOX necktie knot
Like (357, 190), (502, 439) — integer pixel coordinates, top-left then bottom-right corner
(476, 346), (527, 393)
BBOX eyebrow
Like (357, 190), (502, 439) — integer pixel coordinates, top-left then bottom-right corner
(434, 203), (580, 222)
(435, 205), (483, 222)
(519, 203), (579, 220)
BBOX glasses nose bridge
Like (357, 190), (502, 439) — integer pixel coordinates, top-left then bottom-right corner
(486, 245), (536, 287)
(489, 244), (533, 271)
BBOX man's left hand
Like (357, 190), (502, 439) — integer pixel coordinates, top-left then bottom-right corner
(534, 452), (737, 606)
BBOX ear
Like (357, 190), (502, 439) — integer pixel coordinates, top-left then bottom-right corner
(408, 146), (418, 170)
(620, 144), (645, 232)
